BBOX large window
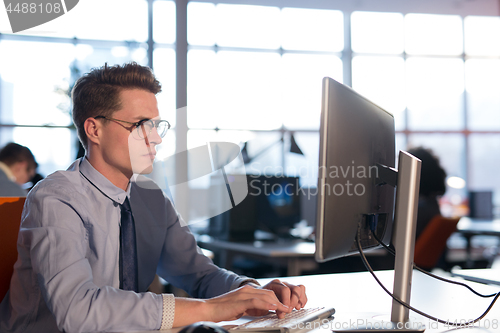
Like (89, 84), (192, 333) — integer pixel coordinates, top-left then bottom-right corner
(185, 5), (500, 215)
(1, 0), (499, 218)
(0, 0), (176, 177)
(187, 3), (343, 188)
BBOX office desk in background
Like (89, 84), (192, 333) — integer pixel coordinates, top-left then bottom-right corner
(197, 217), (500, 276)
(457, 217), (500, 237)
(196, 235), (317, 276)
(452, 268), (500, 286)
(196, 235), (390, 276)
(456, 217), (500, 266)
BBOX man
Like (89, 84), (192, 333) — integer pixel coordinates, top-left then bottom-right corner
(0, 63), (307, 332)
(0, 142), (37, 197)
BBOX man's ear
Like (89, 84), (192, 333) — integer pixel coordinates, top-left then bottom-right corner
(84, 118), (101, 146)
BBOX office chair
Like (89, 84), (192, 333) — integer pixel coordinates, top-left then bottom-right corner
(0, 197), (25, 300)
(414, 215), (460, 271)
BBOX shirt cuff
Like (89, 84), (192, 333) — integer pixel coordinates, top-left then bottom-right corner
(160, 294), (175, 330)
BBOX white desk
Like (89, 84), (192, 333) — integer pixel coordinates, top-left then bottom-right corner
(251, 270), (500, 333)
(129, 269), (500, 333)
(452, 268), (500, 286)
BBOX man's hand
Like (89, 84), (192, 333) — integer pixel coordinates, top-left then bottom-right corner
(203, 284), (291, 322)
(172, 281), (308, 327)
(261, 280), (307, 319)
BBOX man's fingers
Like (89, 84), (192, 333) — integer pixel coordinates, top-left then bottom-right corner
(273, 280), (291, 308)
(205, 285), (298, 323)
(289, 291), (300, 310)
(276, 310), (287, 319)
(283, 283), (307, 309)
(245, 309), (271, 317)
(284, 284), (300, 309)
(241, 284), (291, 311)
(239, 280), (307, 318)
(298, 285), (307, 308)
(242, 297), (289, 314)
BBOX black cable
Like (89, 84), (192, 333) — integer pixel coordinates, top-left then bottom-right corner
(356, 230), (500, 326)
(371, 232), (498, 298)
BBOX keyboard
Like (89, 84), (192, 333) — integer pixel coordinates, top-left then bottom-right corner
(229, 307), (335, 333)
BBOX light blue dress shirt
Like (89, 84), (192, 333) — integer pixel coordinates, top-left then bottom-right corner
(0, 158), (250, 333)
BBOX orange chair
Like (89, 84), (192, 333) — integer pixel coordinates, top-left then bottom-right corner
(0, 197), (26, 300)
(414, 215), (460, 270)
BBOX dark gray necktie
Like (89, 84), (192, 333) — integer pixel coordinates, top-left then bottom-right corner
(119, 197), (138, 292)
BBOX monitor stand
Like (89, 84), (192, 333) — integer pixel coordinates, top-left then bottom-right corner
(391, 151), (422, 324)
(335, 151), (425, 332)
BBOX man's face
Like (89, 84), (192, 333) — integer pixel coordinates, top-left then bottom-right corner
(99, 89), (162, 178)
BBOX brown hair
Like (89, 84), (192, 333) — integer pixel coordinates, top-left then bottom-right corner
(71, 62), (162, 150)
(0, 142), (38, 171)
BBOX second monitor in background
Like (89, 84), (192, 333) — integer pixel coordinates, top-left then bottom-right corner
(209, 175), (301, 241)
(469, 190), (494, 219)
(250, 175), (301, 239)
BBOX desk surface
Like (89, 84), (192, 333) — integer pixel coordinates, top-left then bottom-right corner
(196, 236), (386, 258)
(254, 270), (500, 333)
(457, 217), (500, 236)
(197, 235), (316, 258)
(452, 268), (500, 286)
(128, 269), (500, 333)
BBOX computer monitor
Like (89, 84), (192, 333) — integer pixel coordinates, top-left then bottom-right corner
(315, 77), (423, 330)
(208, 175), (301, 241)
(250, 175), (301, 237)
(314, 78), (396, 261)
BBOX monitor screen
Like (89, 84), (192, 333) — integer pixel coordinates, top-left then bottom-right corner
(315, 77), (396, 262)
(249, 175), (301, 236)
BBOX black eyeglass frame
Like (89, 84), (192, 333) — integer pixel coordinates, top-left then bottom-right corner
(94, 116), (170, 139)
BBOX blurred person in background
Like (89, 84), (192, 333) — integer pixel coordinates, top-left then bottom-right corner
(407, 146), (447, 239)
(0, 142), (38, 197)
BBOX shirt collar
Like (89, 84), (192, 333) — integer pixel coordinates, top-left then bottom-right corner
(0, 161), (16, 182)
(79, 157), (130, 205)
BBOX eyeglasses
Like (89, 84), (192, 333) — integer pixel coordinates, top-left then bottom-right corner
(95, 116), (170, 139)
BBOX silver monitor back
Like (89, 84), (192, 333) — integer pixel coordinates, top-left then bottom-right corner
(315, 77), (396, 262)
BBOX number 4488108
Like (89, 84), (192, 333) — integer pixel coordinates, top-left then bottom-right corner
(6, 2), (62, 14)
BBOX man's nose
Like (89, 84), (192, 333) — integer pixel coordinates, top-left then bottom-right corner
(147, 127), (162, 145)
